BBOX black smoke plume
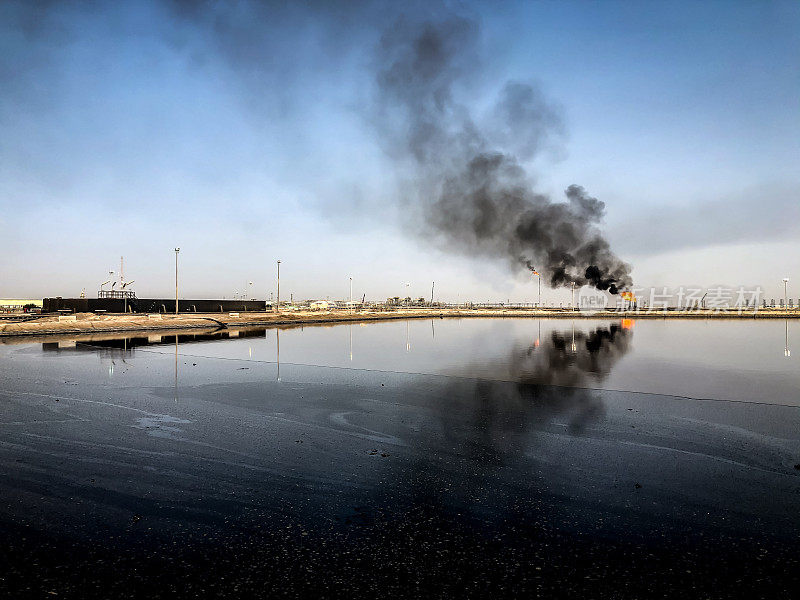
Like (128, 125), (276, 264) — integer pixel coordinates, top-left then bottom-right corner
(374, 17), (632, 293)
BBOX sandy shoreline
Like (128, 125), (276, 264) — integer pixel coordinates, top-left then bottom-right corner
(1, 307), (799, 338)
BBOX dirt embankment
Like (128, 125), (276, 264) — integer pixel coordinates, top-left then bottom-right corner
(1, 307), (798, 337)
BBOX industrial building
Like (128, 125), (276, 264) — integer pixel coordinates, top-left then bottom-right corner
(0, 299), (43, 313)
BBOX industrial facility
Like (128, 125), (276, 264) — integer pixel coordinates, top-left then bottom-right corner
(42, 296), (266, 314)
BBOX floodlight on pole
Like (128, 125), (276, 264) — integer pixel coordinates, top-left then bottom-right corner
(276, 261), (281, 313)
(537, 273), (541, 307)
(122, 279), (135, 313)
(783, 278), (789, 311)
(174, 248), (180, 314)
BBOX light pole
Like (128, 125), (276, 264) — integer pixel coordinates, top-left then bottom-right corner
(349, 277), (353, 303)
(248, 281), (254, 301)
(571, 282), (575, 311)
(106, 270), (115, 298)
(530, 269), (541, 307)
(123, 279), (135, 314)
(276, 260), (281, 313)
(783, 278), (789, 311)
(174, 248), (180, 314)
(538, 274), (542, 307)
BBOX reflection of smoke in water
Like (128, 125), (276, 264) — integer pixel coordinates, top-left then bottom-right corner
(431, 322), (633, 465)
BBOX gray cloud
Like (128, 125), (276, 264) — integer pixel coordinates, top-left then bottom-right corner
(612, 182), (800, 257)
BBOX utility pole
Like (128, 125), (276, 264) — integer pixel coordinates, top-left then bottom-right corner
(121, 256), (125, 313)
(174, 248), (180, 314)
(276, 260), (281, 313)
(783, 278), (789, 311)
(431, 281), (435, 305)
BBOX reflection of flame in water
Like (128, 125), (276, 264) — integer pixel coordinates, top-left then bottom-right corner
(621, 318), (635, 330)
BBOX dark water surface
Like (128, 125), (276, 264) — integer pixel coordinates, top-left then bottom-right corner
(1, 318), (799, 598)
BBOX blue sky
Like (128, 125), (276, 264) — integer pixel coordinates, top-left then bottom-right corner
(1, 0), (798, 303)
